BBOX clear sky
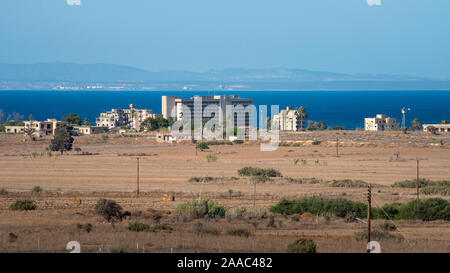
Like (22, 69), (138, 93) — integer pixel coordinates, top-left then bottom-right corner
(1, 0), (450, 78)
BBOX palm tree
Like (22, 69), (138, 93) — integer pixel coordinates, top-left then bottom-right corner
(411, 118), (422, 131)
(295, 106), (308, 131)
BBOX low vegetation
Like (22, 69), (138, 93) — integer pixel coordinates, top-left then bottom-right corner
(270, 196), (450, 221)
(127, 222), (150, 232)
(227, 227), (251, 237)
(420, 186), (450, 196)
(94, 199), (129, 224)
(392, 179), (450, 188)
(270, 196), (367, 218)
(286, 238), (317, 253)
(175, 198), (227, 219)
(238, 167), (282, 177)
(326, 179), (370, 188)
(206, 154), (217, 162)
(9, 199), (37, 211)
(192, 222), (219, 236)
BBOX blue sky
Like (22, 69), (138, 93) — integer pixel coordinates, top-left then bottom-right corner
(1, 0), (450, 78)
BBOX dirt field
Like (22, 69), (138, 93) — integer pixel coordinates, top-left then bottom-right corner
(0, 131), (449, 253)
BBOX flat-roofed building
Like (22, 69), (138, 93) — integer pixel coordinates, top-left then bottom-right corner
(365, 114), (399, 131)
(423, 124), (450, 133)
(161, 95), (254, 128)
(73, 125), (108, 135)
(5, 125), (25, 134)
(96, 104), (156, 130)
(273, 106), (305, 131)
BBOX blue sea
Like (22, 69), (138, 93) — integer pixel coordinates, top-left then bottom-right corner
(0, 90), (449, 129)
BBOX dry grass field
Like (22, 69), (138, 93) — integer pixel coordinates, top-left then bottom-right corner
(0, 131), (449, 253)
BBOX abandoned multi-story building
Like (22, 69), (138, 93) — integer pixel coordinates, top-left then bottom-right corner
(161, 95), (254, 128)
(273, 106), (306, 131)
(96, 104), (156, 130)
(5, 119), (65, 137)
(364, 114), (399, 131)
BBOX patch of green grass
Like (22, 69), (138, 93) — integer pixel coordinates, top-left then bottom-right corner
(206, 154), (217, 162)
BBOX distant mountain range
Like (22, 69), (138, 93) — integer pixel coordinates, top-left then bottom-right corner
(0, 63), (449, 91)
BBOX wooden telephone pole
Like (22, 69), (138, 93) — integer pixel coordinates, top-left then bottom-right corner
(136, 157), (140, 196)
(336, 137), (340, 157)
(416, 159), (420, 200)
(366, 185), (372, 252)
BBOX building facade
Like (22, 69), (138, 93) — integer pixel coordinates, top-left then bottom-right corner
(364, 114), (399, 131)
(96, 104), (156, 130)
(273, 106), (305, 131)
(423, 124), (450, 133)
(161, 95), (254, 128)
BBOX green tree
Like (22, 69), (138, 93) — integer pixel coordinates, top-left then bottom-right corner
(49, 125), (74, 155)
(62, 113), (82, 125)
(441, 120), (449, 124)
(411, 118), (422, 131)
(295, 106), (308, 130)
(83, 117), (92, 126)
(141, 116), (174, 131)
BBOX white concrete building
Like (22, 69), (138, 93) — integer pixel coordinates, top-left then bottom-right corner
(96, 104), (156, 130)
(161, 95), (254, 128)
(423, 124), (450, 133)
(364, 114), (399, 131)
(273, 106), (305, 131)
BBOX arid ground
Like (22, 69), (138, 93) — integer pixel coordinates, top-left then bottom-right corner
(0, 131), (449, 253)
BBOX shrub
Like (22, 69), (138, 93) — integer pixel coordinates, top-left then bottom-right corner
(420, 186), (450, 196)
(74, 147), (82, 152)
(396, 198), (450, 221)
(127, 222), (150, 232)
(32, 186), (43, 193)
(392, 179), (450, 188)
(94, 199), (125, 223)
(283, 177), (322, 184)
(9, 199), (37, 211)
(238, 167), (281, 177)
(101, 135), (109, 143)
(193, 222), (219, 236)
(206, 154), (217, 162)
(227, 227), (251, 237)
(175, 198), (226, 219)
(250, 175), (271, 183)
(312, 141), (321, 145)
(354, 230), (404, 243)
(9, 233), (18, 243)
(270, 196), (367, 218)
(227, 207), (267, 220)
(188, 176), (217, 183)
(379, 222), (397, 231)
(327, 179), (370, 188)
(77, 223), (93, 233)
(286, 238), (316, 253)
(150, 223), (172, 232)
(109, 245), (126, 253)
(0, 188), (8, 195)
(196, 142), (209, 151)
(232, 140), (244, 144)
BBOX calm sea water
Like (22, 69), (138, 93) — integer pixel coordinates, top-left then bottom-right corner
(0, 90), (449, 129)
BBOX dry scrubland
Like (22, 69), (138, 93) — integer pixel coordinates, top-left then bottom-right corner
(0, 131), (449, 253)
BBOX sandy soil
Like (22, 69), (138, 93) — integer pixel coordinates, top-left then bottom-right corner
(0, 131), (449, 253)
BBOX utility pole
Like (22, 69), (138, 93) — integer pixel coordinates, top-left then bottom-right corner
(416, 159), (420, 200)
(336, 137), (339, 157)
(366, 185), (372, 253)
(136, 157), (140, 196)
(253, 181), (256, 209)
